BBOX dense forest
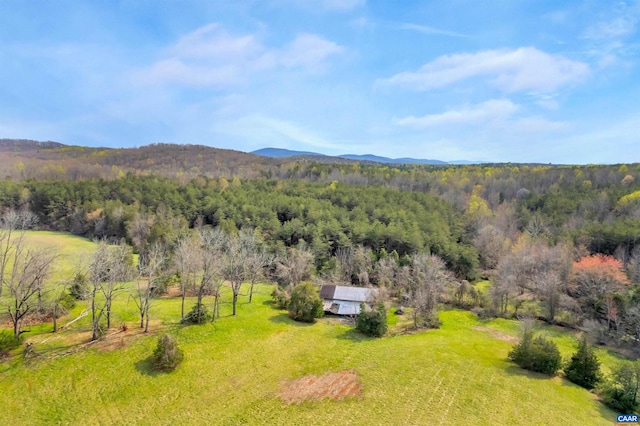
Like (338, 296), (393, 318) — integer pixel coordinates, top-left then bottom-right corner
(1, 140), (640, 351)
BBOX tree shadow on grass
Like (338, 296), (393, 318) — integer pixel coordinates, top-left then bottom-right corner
(503, 364), (556, 380)
(135, 357), (161, 377)
(262, 299), (277, 308)
(335, 328), (370, 342)
(596, 398), (618, 421)
(268, 313), (315, 327)
(135, 356), (181, 377)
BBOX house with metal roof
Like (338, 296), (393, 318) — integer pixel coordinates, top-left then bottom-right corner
(319, 285), (377, 315)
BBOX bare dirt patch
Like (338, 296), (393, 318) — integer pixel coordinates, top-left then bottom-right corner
(472, 326), (519, 344)
(278, 370), (362, 404)
(160, 285), (182, 298)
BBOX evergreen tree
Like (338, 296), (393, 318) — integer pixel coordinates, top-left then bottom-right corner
(287, 282), (323, 323)
(508, 321), (562, 376)
(564, 337), (601, 389)
(356, 301), (388, 337)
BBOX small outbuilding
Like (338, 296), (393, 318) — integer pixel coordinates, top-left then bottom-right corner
(319, 285), (377, 315)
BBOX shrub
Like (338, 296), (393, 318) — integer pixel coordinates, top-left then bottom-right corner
(508, 323), (562, 376)
(287, 282), (323, 323)
(69, 272), (89, 300)
(564, 337), (601, 389)
(356, 302), (388, 337)
(150, 273), (177, 296)
(599, 361), (640, 413)
(271, 285), (291, 309)
(152, 334), (184, 372)
(182, 303), (211, 324)
(415, 311), (442, 329)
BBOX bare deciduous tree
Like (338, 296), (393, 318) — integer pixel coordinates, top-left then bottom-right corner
(88, 242), (133, 340)
(6, 247), (55, 338)
(276, 246), (314, 288)
(0, 209), (57, 338)
(0, 209), (38, 298)
(174, 235), (201, 320)
(406, 252), (452, 328)
(132, 242), (166, 332)
(221, 234), (245, 316)
(197, 227), (225, 322)
(495, 237), (571, 321)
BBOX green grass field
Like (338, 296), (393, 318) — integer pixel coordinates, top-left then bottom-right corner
(0, 232), (623, 425)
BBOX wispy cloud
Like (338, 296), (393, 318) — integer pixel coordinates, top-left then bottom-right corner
(582, 2), (640, 68)
(395, 98), (569, 134)
(135, 24), (344, 87)
(279, 34), (344, 69)
(380, 47), (589, 93)
(395, 99), (519, 127)
(219, 115), (343, 151)
(397, 23), (468, 38)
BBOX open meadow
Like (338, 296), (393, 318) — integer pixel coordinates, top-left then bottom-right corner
(0, 232), (624, 425)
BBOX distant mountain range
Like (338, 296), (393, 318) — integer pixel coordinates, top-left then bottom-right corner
(251, 148), (482, 165)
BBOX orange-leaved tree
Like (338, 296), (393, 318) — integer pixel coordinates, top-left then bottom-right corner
(571, 254), (630, 327)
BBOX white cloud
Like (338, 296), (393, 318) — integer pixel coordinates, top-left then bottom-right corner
(279, 34), (344, 68)
(582, 2), (640, 68)
(381, 47), (590, 93)
(397, 23), (468, 38)
(394, 99), (570, 138)
(135, 24), (344, 87)
(584, 17), (638, 40)
(171, 23), (261, 60)
(395, 99), (519, 128)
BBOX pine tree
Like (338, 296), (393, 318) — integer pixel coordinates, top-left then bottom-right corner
(564, 336), (601, 389)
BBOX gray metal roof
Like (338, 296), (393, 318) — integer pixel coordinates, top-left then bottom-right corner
(332, 286), (375, 302)
(323, 300), (362, 315)
(319, 285), (376, 304)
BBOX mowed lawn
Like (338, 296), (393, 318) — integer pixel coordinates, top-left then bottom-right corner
(0, 233), (620, 425)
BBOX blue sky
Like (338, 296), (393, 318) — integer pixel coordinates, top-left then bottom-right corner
(1, 0), (639, 163)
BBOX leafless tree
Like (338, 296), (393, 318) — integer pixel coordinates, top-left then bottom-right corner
(88, 242), (133, 340)
(238, 229), (272, 304)
(198, 227), (225, 322)
(127, 212), (154, 266)
(5, 246), (55, 338)
(495, 237), (571, 321)
(275, 246), (314, 288)
(0, 209), (38, 298)
(174, 235), (201, 320)
(132, 242), (166, 332)
(221, 234), (245, 316)
(373, 256), (398, 288)
(473, 224), (512, 270)
(406, 252), (452, 328)
(48, 282), (69, 333)
(336, 245), (373, 286)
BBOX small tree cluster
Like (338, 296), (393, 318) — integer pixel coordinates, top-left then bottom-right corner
(563, 337), (601, 389)
(599, 360), (640, 413)
(356, 301), (387, 337)
(151, 334), (184, 372)
(287, 282), (323, 323)
(508, 322), (562, 376)
(182, 303), (212, 324)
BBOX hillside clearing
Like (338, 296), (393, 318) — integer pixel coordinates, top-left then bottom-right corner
(0, 232), (622, 425)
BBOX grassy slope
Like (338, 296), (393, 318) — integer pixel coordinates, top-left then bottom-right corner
(0, 233), (620, 425)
